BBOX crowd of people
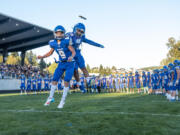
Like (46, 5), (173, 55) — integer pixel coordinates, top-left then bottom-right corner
(17, 59), (180, 103)
(0, 63), (45, 79)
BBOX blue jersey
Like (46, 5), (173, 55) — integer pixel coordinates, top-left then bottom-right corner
(172, 68), (177, 84)
(124, 77), (128, 83)
(109, 77), (113, 84)
(120, 77), (124, 83)
(21, 77), (25, 85)
(128, 76), (134, 83)
(66, 33), (103, 51)
(159, 72), (164, 82)
(44, 78), (49, 85)
(80, 77), (85, 85)
(135, 74), (140, 83)
(169, 69), (176, 85)
(152, 73), (159, 84)
(37, 78), (42, 85)
(49, 38), (73, 62)
(147, 74), (151, 83)
(98, 79), (101, 86)
(102, 78), (107, 85)
(27, 78), (31, 86)
(163, 71), (169, 84)
(142, 74), (147, 83)
(32, 79), (36, 86)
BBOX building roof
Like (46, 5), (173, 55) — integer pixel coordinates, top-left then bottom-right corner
(0, 13), (54, 52)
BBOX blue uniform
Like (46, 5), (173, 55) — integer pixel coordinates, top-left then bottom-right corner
(147, 73), (151, 88)
(163, 71), (169, 91)
(44, 78), (49, 90)
(175, 66), (180, 90)
(124, 76), (128, 88)
(109, 77), (113, 89)
(66, 32), (103, 70)
(32, 78), (37, 91)
(80, 77), (85, 86)
(135, 74), (141, 88)
(102, 77), (107, 89)
(98, 79), (101, 87)
(169, 69), (176, 91)
(49, 38), (75, 82)
(37, 78), (42, 91)
(142, 74), (147, 87)
(20, 76), (26, 90)
(26, 78), (31, 91)
(151, 73), (159, 90)
(128, 76), (134, 88)
(120, 77), (124, 89)
(159, 72), (164, 89)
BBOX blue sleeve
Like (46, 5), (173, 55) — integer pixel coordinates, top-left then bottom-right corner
(65, 33), (73, 46)
(82, 36), (104, 48)
(64, 38), (71, 48)
(49, 40), (55, 49)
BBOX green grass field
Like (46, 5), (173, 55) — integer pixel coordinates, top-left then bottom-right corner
(0, 92), (180, 135)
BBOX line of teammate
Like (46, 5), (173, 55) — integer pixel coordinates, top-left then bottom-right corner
(20, 59), (180, 103)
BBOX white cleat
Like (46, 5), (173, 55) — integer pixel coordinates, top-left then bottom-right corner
(57, 101), (65, 109)
(44, 98), (54, 106)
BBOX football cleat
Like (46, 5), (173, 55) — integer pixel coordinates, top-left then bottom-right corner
(57, 101), (65, 109)
(44, 98), (55, 106)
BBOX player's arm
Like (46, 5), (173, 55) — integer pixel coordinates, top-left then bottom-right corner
(37, 48), (54, 59)
(171, 72), (174, 84)
(67, 45), (76, 62)
(83, 36), (104, 48)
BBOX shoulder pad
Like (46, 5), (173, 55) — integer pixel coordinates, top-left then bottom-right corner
(49, 39), (56, 48)
(65, 36), (70, 40)
(65, 32), (74, 37)
(49, 39), (55, 45)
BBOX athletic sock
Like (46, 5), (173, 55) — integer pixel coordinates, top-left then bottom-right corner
(49, 85), (57, 99)
(60, 87), (69, 102)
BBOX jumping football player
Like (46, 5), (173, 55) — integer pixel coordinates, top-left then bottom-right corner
(37, 25), (76, 109)
(66, 23), (104, 93)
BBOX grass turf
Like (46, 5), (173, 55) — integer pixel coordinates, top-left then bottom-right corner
(0, 92), (180, 135)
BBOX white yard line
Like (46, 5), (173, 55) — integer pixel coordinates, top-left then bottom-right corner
(0, 109), (180, 117)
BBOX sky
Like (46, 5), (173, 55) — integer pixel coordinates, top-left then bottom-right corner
(1, 0), (180, 69)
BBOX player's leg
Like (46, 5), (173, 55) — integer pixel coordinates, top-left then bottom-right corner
(58, 62), (75, 109)
(77, 54), (89, 84)
(74, 67), (86, 93)
(44, 64), (63, 106)
(170, 83), (176, 102)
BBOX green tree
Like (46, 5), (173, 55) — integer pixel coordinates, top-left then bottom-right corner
(160, 37), (180, 65)
(112, 66), (116, 71)
(99, 64), (104, 75)
(11, 52), (19, 57)
(6, 55), (18, 65)
(26, 50), (38, 66)
(86, 64), (91, 73)
(39, 59), (47, 71)
(47, 62), (58, 74)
